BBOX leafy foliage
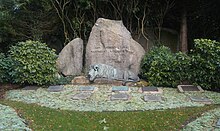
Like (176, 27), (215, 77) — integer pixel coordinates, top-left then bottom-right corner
(8, 40), (57, 85)
(0, 53), (13, 83)
(141, 46), (190, 87)
(141, 39), (220, 89)
(52, 75), (74, 85)
(190, 39), (220, 89)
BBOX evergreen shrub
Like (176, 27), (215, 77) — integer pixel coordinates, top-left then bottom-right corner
(190, 39), (220, 89)
(9, 40), (57, 85)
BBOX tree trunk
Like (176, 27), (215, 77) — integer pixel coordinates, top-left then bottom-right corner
(180, 8), (188, 53)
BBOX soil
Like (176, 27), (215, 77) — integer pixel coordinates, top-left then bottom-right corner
(0, 84), (21, 99)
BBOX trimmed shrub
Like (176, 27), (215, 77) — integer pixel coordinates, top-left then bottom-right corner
(9, 40), (57, 85)
(140, 46), (191, 87)
(0, 53), (13, 83)
(190, 39), (220, 89)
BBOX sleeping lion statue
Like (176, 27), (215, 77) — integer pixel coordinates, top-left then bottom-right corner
(88, 63), (140, 83)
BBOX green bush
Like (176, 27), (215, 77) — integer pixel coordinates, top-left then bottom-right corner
(140, 46), (191, 87)
(9, 40), (57, 85)
(190, 39), (220, 89)
(0, 53), (13, 83)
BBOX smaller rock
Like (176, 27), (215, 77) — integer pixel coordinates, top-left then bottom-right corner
(71, 76), (90, 84)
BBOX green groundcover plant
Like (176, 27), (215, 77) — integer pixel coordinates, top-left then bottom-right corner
(8, 40), (57, 85)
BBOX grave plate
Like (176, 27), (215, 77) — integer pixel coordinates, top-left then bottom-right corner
(143, 95), (162, 102)
(72, 92), (92, 100)
(142, 86), (158, 92)
(112, 86), (129, 92)
(217, 119), (220, 127)
(23, 86), (39, 90)
(79, 86), (95, 91)
(47, 85), (64, 92)
(177, 85), (204, 92)
(110, 93), (129, 101)
(189, 96), (212, 103)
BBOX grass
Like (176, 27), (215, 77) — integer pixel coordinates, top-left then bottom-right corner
(0, 100), (219, 131)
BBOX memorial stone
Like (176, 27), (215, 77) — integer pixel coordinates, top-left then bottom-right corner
(110, 93), (129, 101)
(72, 92), (92, 100)
(47, 85), (64, 92)
(143, 95), (162, 102)
(86, 18), (145, 75)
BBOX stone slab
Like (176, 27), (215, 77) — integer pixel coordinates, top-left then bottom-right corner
(71, 92), (92, 100)
(189, 96), (212, 103)
(217, 119), (220, 127)
(177, 85), (204, 93)
(23, 86), (39, 90)
(112, 86), (129, 92)
(143, 95), (162, 102)
(47, 85), (64, 92)
(110, 93), (129, 101)
(79, 86), (95, 91)
(142, 86), (158, 92)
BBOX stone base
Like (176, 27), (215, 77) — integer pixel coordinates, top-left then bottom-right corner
(71, 76), (90, 85)
(93, 78), (123, 86)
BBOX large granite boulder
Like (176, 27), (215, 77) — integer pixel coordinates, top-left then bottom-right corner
(85, 18), (145, 75)
(57, 38), (83, 76)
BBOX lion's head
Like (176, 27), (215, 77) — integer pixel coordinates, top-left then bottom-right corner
(88, 64), (100, 81)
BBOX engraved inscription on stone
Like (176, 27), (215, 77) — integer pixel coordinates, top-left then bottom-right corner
(79, 86), (95, 91)
(142, 86), (158, 92)
(72, 92), (92, 100)
(112, 86), (129, 92)
(189, 96), (212, 103)
(47, 85), (64, 92)
(143, 95), (162, 102)
(177, 85), (204, 93)
(23, 86), (39, 90)
(110, 93), (129, 101)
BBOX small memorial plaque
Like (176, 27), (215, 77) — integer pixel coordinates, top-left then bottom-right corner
(23, 86), (39, 90)
(112, 86), (129, 92)
(47, 85), (64, 92)
(143, 95), (162, 102)
(189, 96), (212, 103)
(177, 85), (204, 93)
(110, 93), (129, 101)
(72, 92), (92, 100)
(142, 86), (158, 92)
(217, 119), (220, 127)
(79, 86), (95, 91)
